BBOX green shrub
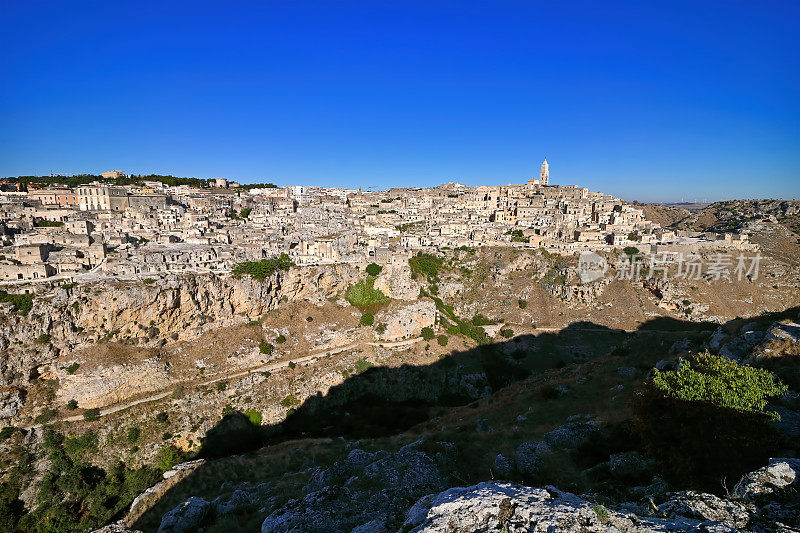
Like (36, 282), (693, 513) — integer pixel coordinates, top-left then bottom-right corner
(156, 411), (169, 423)
(66, 399), (78, 410)
(409, 252), (443, 281)
(500, 328), (514, 338)
(36, 333), (51, 344)
(216, 381), (227, 391)
(518, 299), (527, 309)
(143, 278), (156, 284)
(375, 323), (386, 335)
(0, 291), (34, 316)
(306, 316), (314, 322)
(239, 207), (252, 218)
(33, 219), (63, 227)
(288, 361), (296, 369)
(421, 327), (435, 341)
(126, 427), (141, 444)
(280, 394), (299, 409)
(65, 362), (79, 374)
(623, 246), (641, 258)
(232, 253), (294, 280)
(0, 426), (15, 441)
(259, 341), (274, 355)
(154, 446), (184, 473)
(365, 263), (383, 276)
(472, 313), (493, 326)
(354, 358), (374, 373)
(360, 313), (374, 326)
(275, 334), (287, 344)
(634, 352), (786, 490)
(34, 408), (58, 425)
(244, 409), (262, 426)
(83, 408), (100, 422)
(437, 334), (449, 347)
(346, 277), (389, 309)
(650, 351), (786, 416)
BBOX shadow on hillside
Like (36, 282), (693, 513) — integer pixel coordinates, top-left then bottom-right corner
(131, 306), (800, 531)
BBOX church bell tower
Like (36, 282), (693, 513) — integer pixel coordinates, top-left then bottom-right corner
(540, 157), (549, 185)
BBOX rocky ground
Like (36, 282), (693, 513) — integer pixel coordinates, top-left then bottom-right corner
(1, 233), (799, 532)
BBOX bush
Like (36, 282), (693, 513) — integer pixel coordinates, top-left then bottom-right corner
(623, 246), (641, 258)
(437, 334), (449, 347)
(409, 252), (443, 280)
(83, 408), (100, 422)
(66, 399), (78, 410)
(354, 358), (374, 373)
(126, 427), (141, 444)
(244, 409), (262, 426)
(35, 333), (51, 344)
(275, 334), (287, 344)
(155, 446), (184, 473)
(0, 426), (15, 442)
(650, 351), (786, 415)
(346, 277), (389, 309)
(472, 313), (493, 326)
(365, 263), (383, 276)
(375, 323), (387, 335)
(500, 328), (514, 338)
(421, 327), (435, 341)
(360, 313), (374, 326)
(259, 341), (274, 355)
(156, 411), (169, 423)
(65, 362), (79, 374)
(232, 253), (294, 280)
(634, 352), (786, 490)
(0, 291), (34, 316)
(34, 408), (58, 425)
(518, 299), (527, 309)
(280, 394), (299, 409)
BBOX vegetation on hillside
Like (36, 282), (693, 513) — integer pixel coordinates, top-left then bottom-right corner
(634, 352), (787, 490)
(0, 291), (34, 316)
(232, 253), (294, 280)
(346, 277), (389, 310)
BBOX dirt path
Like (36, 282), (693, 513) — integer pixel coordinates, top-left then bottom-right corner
(23, 336), (425, 430)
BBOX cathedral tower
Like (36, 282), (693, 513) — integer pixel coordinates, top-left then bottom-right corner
(540, 157), (549, 185)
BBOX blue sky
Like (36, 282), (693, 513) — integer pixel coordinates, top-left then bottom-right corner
(1, 1), (798, 201)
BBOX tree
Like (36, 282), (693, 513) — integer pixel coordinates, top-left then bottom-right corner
(365, 263), (383, 276)
(259, 341), (274, 355)
(360, 313), (374, 326)
(421, 327), (435, 341)
(83, 408), (100, 422)
(437, 335), (449, 346)
(633, 352), (786, 490)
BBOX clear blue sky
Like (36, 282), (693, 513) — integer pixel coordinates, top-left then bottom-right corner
(1, 1), (798, 201)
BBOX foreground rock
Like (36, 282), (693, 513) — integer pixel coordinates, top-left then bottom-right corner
(404, 458), (800, 532)
(404, 482), (739, 532)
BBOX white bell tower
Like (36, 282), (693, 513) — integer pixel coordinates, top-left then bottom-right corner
(539, 157), (549, 185)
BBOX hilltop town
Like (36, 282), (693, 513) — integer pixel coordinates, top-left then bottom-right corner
(1, 164), (799, 533)
(0, 160), (755, 283)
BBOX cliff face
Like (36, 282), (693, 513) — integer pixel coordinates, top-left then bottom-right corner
(0, 265), (364, 387)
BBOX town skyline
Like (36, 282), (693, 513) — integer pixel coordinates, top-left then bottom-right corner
(2, 2), (798, 202)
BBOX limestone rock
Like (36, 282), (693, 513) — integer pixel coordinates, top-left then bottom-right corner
(513, 440), (551, 476)
(157, 496), (211, 533)
(659, 491), (751, 528)
(402, 482), (738, 532)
